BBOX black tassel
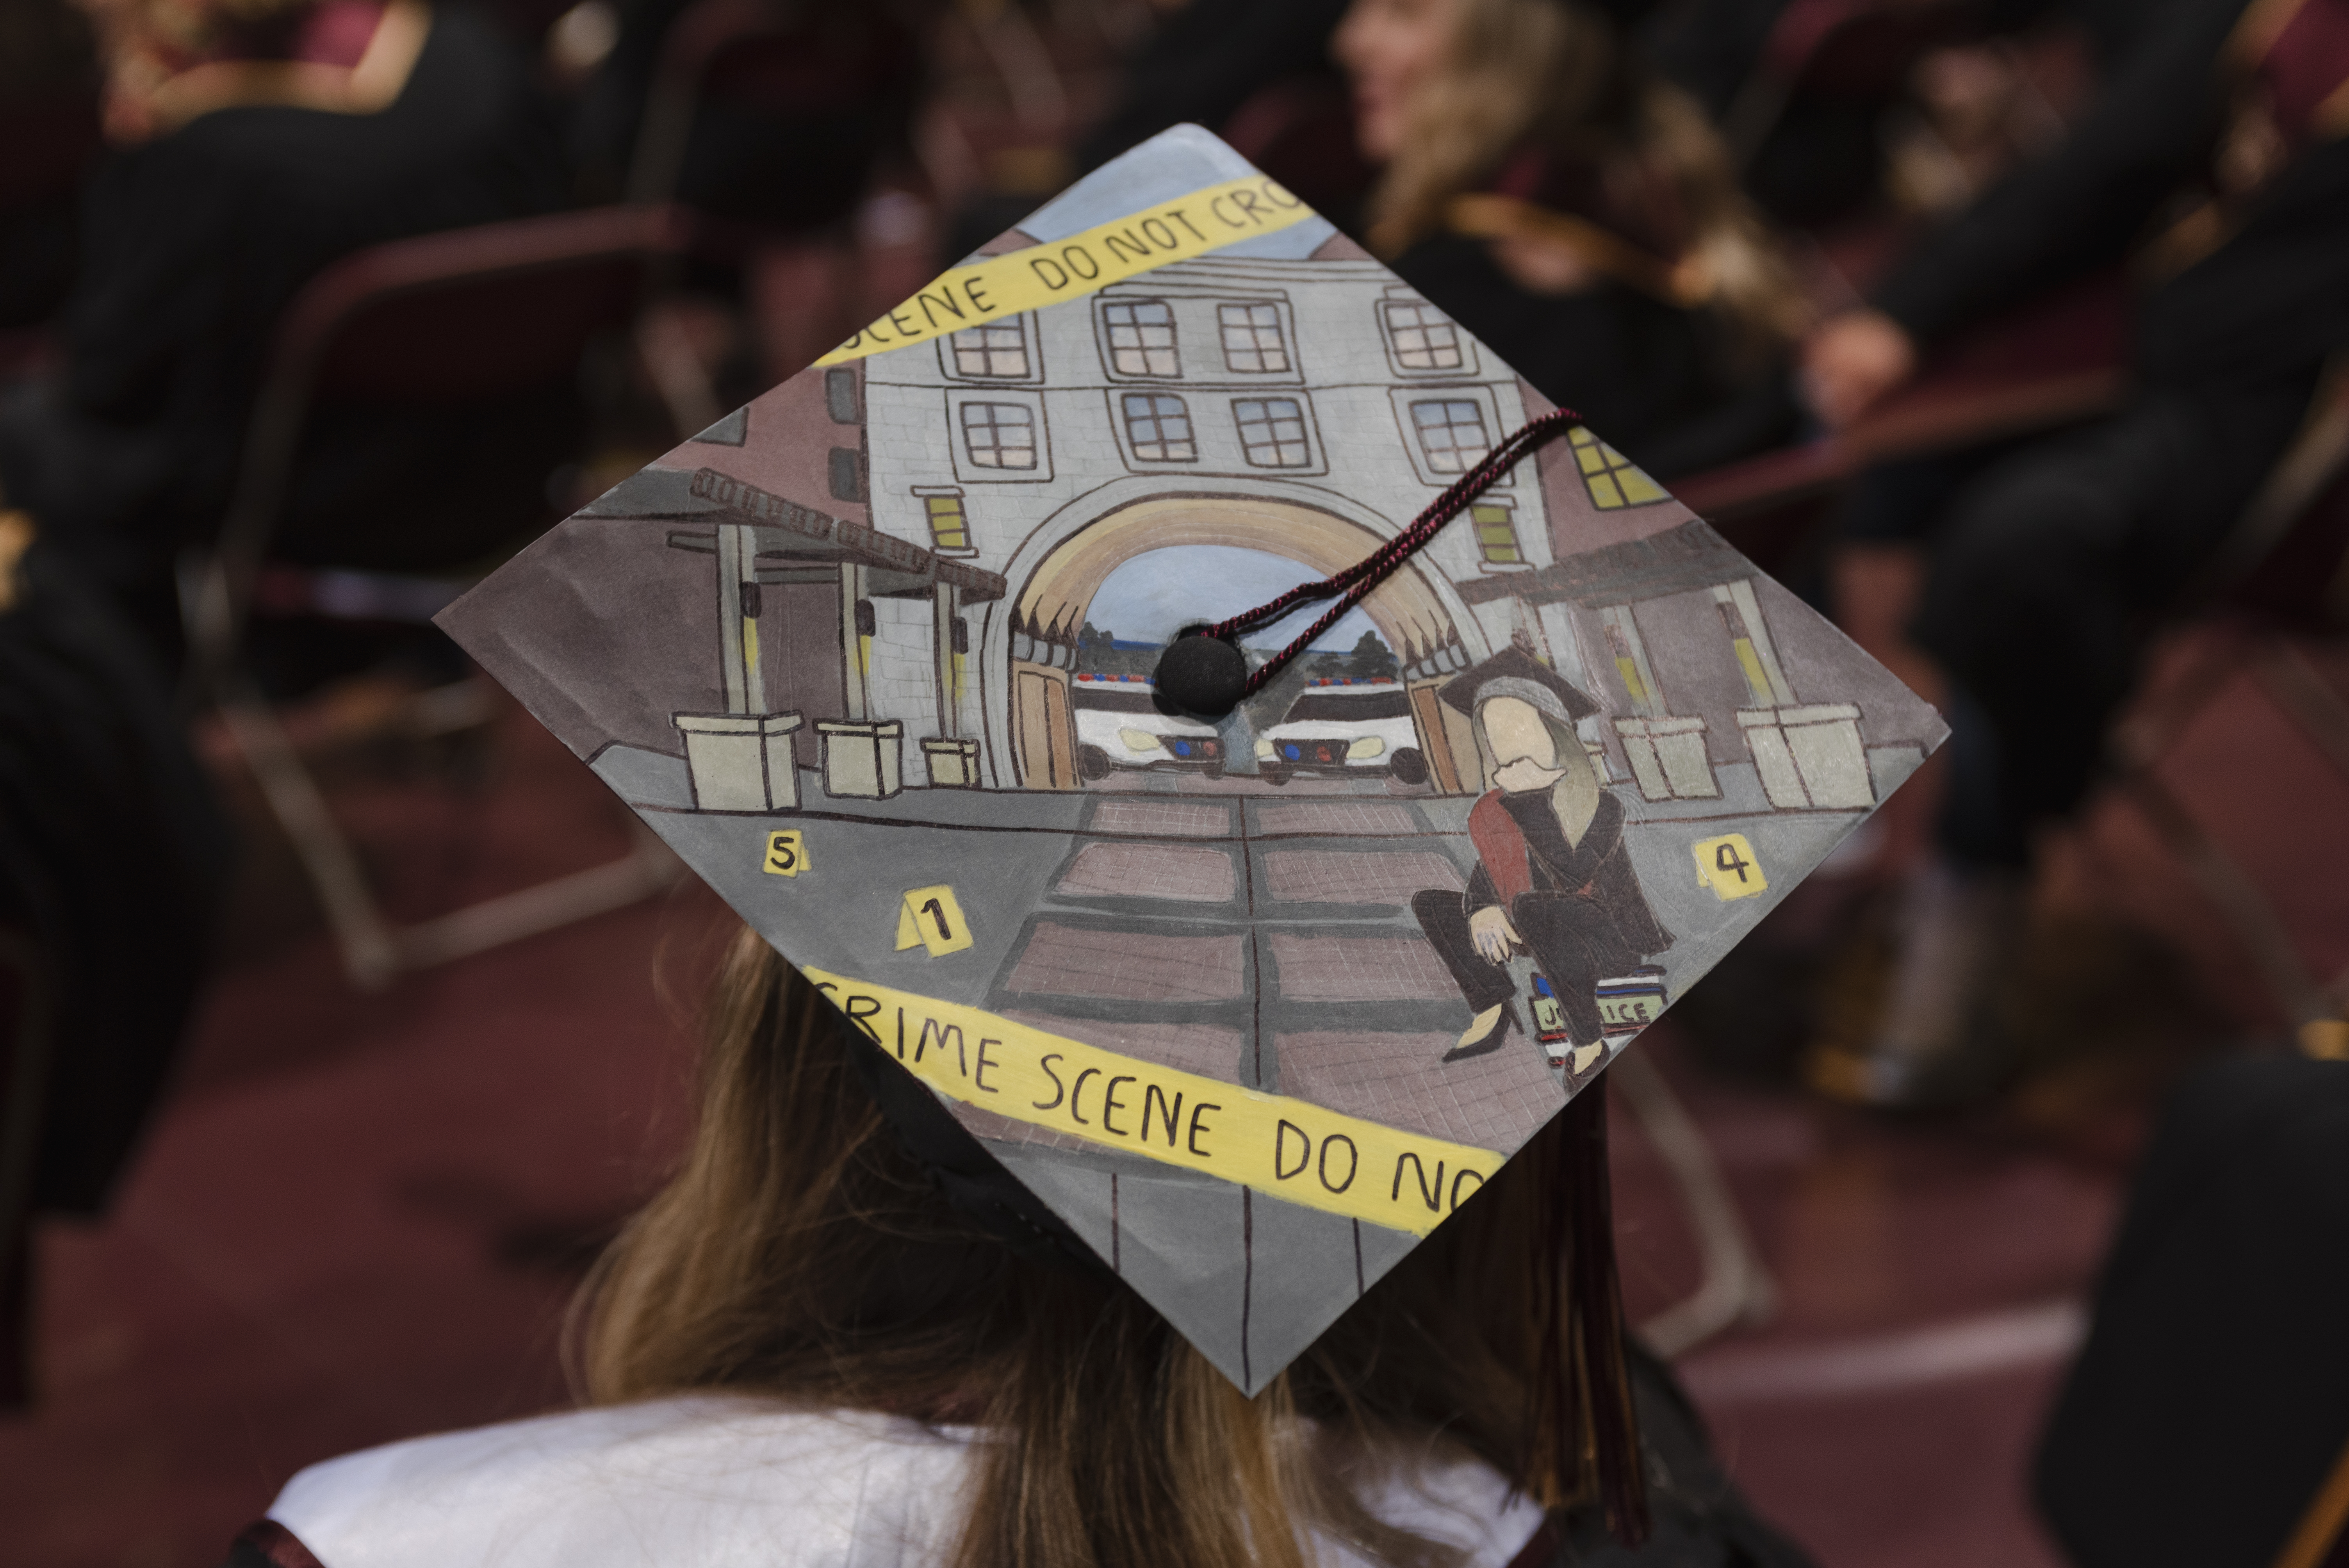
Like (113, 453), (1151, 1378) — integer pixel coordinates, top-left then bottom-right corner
(1567, 1077), (1649, 1546)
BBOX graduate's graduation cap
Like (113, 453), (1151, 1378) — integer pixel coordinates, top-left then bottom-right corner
(442, 124), (1940, 1419)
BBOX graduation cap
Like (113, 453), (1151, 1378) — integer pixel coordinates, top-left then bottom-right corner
(440, 128), (1943, 1414)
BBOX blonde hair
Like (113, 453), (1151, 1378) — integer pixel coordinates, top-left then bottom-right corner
(576, 928), (1641, 1568)
(1365, 0), (1807, 356)
(1473, 697), (1602, 836)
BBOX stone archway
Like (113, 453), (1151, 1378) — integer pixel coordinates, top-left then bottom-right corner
(995, 492), (1481, 790)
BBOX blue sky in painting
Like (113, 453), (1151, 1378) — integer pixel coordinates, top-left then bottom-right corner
(1086, 545), (1392, 653)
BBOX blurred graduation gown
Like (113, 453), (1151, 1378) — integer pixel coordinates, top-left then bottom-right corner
(0, 2), (565, 617)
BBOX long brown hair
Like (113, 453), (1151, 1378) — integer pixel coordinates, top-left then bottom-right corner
(1364, 0), (1806, 356)
(577, 927), (1638, 1568)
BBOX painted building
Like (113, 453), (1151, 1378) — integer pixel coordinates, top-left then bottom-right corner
(647, 242), (1931, 813)
(843, 249), (1586, 794)
(513, 224), (1931, 816)
(439, 125), (1952, 1393)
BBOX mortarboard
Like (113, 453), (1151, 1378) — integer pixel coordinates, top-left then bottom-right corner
(438, 125), (1945, 1401)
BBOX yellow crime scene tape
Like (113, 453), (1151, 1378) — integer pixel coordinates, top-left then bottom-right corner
(804, 968), (1504, 1236)
(814, 174), (1317, 367)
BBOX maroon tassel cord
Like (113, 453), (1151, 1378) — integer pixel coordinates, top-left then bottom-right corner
(1568, 1078), (1650, 1546)
(1200, 408), (1582, 699)
(1526, 1090), (1581, 1510)
(1527, 1082), (1650, 1546)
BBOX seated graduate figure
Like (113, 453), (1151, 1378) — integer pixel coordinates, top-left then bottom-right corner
(1410, 649), (1671, 1063)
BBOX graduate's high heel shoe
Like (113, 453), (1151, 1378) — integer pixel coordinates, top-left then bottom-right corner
(1442, 1004), (1514, 1062)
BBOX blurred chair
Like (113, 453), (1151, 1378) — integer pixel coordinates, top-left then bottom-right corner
(1722, 0), (1992, 170)
(1615, 1050), (1778, 1358)
(182, 206), (695, 990)
(623, 0), (922, 228)
(2106, 360), (2349, 1042)
(1675, 269), (2130, 574)
(1219, 77), (1377, 232)
(615, 0), (929, 410)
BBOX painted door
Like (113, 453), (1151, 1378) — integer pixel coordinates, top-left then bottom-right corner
(767, 579), (848, 773)
(1406, 681), (1464, 793)
(1015, 668), (1077, 789)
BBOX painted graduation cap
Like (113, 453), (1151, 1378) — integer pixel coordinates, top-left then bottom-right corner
(440, 125), (1945, 1394)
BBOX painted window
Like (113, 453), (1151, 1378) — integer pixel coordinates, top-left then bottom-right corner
(1471, 501), (1522, 565)
(828, 446), (863, 502)
(824, 367), (860, 421)
(1101, 299), (1180, 376)
(961, 401), (1037, 469)
(1381, 300), (1464, 370)
(1217, 302), (1290, 372)
(1569, 425), (1669, 508)
(950, 320), (1029, 378)
(1121, 392), (1197, 461)
(1410, 398), (1489, 472)
(1234, 397), (1311, 467)
(923, 492), (971, 551)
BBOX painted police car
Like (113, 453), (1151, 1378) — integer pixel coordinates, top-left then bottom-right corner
(1071, 674), (1224, 779)
(1254, 679), (1426, 785)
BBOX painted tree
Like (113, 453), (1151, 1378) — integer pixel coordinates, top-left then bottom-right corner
(1342, 631), (1399, 681)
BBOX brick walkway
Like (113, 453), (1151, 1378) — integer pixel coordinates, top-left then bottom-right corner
(953, 788), (1586, 1387)
(979, 794), (1563, 1154)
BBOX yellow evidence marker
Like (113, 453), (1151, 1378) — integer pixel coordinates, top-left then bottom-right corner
(895, 884), (974, 957)
(1692, 833), (1767, 901)
(762, 830), (806, 877)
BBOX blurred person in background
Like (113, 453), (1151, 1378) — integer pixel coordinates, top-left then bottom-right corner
(1639, 0), (1902, 225)
(564, 0), (928, 405)
(567, 0), (921, 233)
(1638, 0), (2147, 225)
(0, 0), (564, 659)
(1077, 0), (1353, 172)
(1336, 0), (1809, 480)
(1796, 0), (2349, 1108)
(2032, 1051), (2349, 1565)
(0, 506), (232, 1412)
(1072, 0), (1359, 216)
(0, 0), (102, 331)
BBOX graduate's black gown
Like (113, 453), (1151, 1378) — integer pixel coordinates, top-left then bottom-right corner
(0, 6), (565, 627)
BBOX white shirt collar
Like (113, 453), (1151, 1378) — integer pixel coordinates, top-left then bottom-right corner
(269, 1397), (1549, 1568)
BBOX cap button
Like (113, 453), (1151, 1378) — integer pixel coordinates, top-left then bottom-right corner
(1155, 629), (1246, 718)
